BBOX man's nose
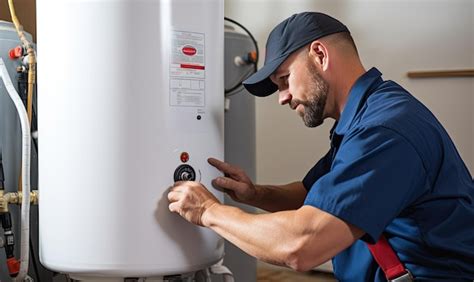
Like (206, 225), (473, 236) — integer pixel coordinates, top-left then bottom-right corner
(278, 90), (292, 105)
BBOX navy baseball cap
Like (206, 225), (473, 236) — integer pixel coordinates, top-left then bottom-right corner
(243, 12), (349, 97)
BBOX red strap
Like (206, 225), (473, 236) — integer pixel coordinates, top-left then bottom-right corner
(366, 235), (407, 280)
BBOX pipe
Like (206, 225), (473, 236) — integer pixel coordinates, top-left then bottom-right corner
(8, 0), (37, 193)
(0, 58), (31, 281)
(0, 153), (4, 190)
(208, 259), (234, 282)
(7, 0), (36, 123)
(5, 2), (35, 278)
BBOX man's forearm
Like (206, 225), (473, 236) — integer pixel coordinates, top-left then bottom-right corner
(202, 204), (305, 267)
(201, 204), (363, 271)
(250, 182), (307, 212)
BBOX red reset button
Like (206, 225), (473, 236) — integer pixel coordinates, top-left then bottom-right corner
(180, 152), (189, 163)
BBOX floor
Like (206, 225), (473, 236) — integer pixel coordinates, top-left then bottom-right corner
(257, 262), (336, 282)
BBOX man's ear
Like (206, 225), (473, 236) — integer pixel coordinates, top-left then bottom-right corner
(309, 41), (329, 71)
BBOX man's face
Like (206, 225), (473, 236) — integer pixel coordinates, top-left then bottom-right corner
(270, 51), (329, 128)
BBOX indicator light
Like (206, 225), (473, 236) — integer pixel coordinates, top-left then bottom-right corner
(180, 152), (189, 163)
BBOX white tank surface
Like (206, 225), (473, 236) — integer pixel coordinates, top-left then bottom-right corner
(37, 0), (224, 278)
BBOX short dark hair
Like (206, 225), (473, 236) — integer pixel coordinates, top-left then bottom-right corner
(330, 32), (359, 55)
(298, 31), (359, 59)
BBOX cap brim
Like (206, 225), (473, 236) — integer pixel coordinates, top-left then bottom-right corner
(242, 56), (287, 97)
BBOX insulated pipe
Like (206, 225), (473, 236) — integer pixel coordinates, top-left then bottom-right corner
(0, 58), (31, 281)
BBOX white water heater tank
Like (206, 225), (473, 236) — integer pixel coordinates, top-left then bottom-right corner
(37, 0), (224, 277)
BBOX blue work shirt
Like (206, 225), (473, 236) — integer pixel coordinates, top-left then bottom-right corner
(302, 68), (474, 281)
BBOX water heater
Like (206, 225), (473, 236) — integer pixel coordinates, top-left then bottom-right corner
(37, 0), (224, 278)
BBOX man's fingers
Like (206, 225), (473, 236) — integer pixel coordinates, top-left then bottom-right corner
(210, 180), (227, 193)
(167, 191), (181, 202)
(208, 158), (242, 178)
(212, 176), (248, 195)
(168, 202), (179, 213)
(171, 181), (191, 193)
(172, 181), (188, 188)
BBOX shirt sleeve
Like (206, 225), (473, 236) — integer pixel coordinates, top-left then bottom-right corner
(303, 125), (428, 243)
(302, 148), (333, 191)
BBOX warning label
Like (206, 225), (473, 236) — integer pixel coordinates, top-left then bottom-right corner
(170, 30), (205, 107)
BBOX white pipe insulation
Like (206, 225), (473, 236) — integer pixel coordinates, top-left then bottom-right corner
(0, 58), (31, 281)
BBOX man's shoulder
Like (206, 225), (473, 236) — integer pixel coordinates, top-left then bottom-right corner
(350, 81), (447, 174)
(357, 80), (437, 135)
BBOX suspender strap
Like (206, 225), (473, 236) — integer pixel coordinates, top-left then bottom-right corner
(366, 235), (413, 281)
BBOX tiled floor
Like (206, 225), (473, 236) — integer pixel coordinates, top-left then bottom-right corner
(257, 262), (336, 282)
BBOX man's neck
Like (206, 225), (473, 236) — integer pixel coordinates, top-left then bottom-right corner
(333, 64), (366, 120)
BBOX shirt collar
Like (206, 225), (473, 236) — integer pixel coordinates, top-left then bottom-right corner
(334, 67), (383, 135)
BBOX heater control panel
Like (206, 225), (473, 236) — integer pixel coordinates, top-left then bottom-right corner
(174, 164), (196, 181)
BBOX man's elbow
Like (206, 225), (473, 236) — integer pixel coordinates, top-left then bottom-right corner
(285, 250), (315, 272)
(284, 240), (321, 272)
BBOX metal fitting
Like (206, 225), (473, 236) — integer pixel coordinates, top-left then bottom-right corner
(16, 65), (26, 73)
(30, 190), (39, 205)
(0, 190), (39, 213)
(0, 190), (9, 213)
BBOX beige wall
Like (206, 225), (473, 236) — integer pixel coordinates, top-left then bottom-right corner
(225, 0), (474, 185)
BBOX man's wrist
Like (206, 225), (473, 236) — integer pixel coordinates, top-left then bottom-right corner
(253, 185), (266, 205)
(201, 202), (220, 228)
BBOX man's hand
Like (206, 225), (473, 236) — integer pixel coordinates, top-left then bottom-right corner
(168, 181), (220, 226)
(208, 158), (259, 205)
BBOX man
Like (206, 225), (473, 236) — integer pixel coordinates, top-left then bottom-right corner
(167, 12), (474, 281)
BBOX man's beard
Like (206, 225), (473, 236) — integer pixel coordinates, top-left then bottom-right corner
(296, 64), (329, 128)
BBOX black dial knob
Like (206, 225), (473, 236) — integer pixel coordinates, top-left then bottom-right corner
(174, 164), (196, 182)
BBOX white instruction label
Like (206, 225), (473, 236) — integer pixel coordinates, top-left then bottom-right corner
(170, 30), (205, 107)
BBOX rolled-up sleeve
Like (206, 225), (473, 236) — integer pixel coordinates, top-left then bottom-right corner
(304, 125), (428, 243)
